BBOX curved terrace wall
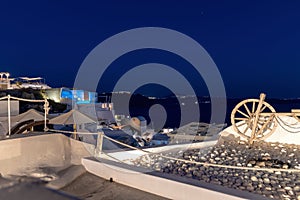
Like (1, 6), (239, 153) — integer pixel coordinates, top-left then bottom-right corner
(0, 133), (94, 175)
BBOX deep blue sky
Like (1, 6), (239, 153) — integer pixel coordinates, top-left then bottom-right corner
(1, 1), (300, 98)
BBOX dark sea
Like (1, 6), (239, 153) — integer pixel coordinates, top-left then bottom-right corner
(100, 93), (300, 130)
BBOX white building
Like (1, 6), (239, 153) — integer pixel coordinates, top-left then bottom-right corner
(0, 72), (12, 90)
(0, 72), (51, 90)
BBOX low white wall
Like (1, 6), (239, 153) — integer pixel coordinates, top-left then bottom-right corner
(82, 158), (245, 200)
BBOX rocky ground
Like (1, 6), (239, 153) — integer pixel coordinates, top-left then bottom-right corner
(132, 135), (300, 200)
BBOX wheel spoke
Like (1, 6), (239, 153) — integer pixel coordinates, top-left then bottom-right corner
(243, 125), (250, 134)
(235, 117), (249, 121)
(252, 101), (256, 113)
(244, 103), (251, 116)
(260, 105), (267, 113)
(237, 109), (249, 118)
(236, 121), (246, 127)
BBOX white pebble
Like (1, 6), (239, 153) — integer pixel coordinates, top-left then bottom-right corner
(282, 164), (289, 169)
(263, 178), (270, 184)
(251, 176), (258, 182)
(281, 149), (287, 153)
(265, 186), (272, 191)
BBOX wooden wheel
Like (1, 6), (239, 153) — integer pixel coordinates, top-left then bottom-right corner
(231, 99), (277, 141)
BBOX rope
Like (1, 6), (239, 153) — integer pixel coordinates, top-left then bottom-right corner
(0, 95), (46, 103)
(275, 117), (300, 133)
(48, 129), (97, 135)
(0, 96), (8, 100)
(276, 116), (300, 129)
(278, 116), (300, 126)
(47, 129), (300, 173)
(10, 96), (45, 103)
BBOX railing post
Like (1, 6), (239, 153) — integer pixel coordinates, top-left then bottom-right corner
(7, 95), (11, 137)
(95, 131), (104, 157)
(43, 99), (50, 131)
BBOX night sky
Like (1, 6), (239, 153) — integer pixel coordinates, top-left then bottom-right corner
(1, 1), (300, 98)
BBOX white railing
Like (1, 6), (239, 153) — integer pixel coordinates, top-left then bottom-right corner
(0, 95), (50, 136)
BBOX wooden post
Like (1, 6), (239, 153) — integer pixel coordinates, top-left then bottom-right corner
(255, 115), (274, 137)
(249, 93), (266, 144)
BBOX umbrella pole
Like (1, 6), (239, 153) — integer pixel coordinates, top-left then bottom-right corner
(73, 123), (78, 140)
